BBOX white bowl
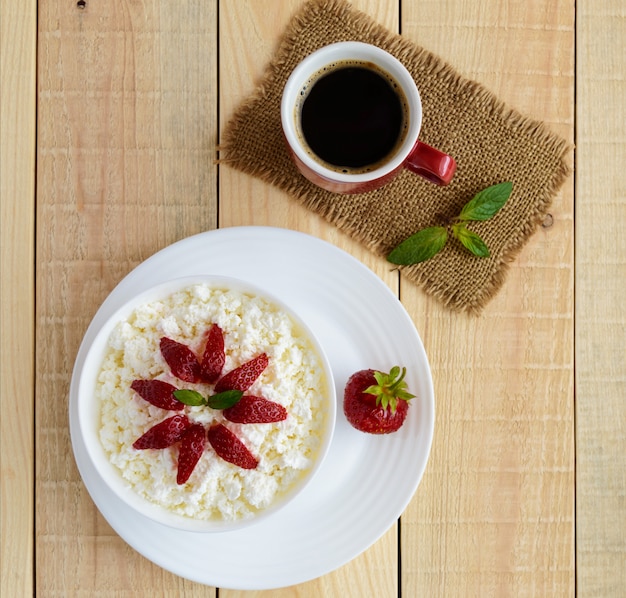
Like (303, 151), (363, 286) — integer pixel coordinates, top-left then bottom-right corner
(75, 275), (336, 533)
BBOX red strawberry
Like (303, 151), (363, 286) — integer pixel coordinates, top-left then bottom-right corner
(130, 379), (184, 411)
(133, 414), (192, 449)
(160, 337), (201, 383)
(223, 395), (287, 424)
(214, 353), (269, 393)
(343, 367), (415, 434)
(176, 424), (206, 484)
(199, 324), (225, 383)
(207, 423), (258, 469)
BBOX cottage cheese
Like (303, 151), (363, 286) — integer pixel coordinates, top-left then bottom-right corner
(97, 282), (330, 522)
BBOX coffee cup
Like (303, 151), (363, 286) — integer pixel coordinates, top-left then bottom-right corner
(281, 42), (456, 194)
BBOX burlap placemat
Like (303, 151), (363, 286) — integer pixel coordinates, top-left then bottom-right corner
(220, 0), (570, 313)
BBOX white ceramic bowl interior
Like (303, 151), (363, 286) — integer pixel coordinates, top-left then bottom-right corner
(76, 275), (336, 533)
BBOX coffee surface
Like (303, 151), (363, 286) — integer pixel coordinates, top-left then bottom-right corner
(300, 64), (406, 172)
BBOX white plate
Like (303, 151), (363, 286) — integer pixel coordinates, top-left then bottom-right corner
(69, 226), (435, 590)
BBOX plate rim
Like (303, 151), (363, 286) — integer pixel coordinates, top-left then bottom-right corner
(69, 225), (435, 590)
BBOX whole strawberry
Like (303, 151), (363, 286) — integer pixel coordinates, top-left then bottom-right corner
(343, 367), (415, 434)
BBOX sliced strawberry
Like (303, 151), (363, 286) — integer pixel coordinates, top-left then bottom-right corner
(207, 423), (258, 469)
(176, 424), (206, 484)
(199, 324), (225, 383)
(160, 337), (201, 383)
(130, 379), (184, 411)
(223, 395), (287, 424)
(133, 414), (192, 449)
(214, 353), (269, 393)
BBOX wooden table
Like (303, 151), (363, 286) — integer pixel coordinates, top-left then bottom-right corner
(2, 0), (624, 596)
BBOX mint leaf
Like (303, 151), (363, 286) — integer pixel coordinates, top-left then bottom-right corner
(172, 389), (243, 409)
(173, 389), (207, 406)
(452, 223), (490, 257)
(387, 226), (448, 265)
(386, 182), (511, 265)
(206, 390), (243, 410)
(457, 181), (513, 222)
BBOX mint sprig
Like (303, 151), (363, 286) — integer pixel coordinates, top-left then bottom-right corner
(173, 388), (243, 409)
(387, 181), (513, 265)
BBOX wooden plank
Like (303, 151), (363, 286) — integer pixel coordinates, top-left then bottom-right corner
(218, 0), (400, 284)
(400, 1), (575, 596)
(217, 1), (400, 595)
(576, 2), (626, 596)
(35, 1), (218, 594)
(0, 0), (37, 596)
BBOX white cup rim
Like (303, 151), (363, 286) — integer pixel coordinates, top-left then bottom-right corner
(281, 42), (422, 184)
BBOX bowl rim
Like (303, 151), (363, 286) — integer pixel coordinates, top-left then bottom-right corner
(76, 274), (336, 533)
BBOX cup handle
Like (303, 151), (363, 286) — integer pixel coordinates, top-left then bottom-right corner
(405, 141), (457, 186)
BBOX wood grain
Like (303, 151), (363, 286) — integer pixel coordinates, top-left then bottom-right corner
(576, 2), (626, 596)
(218, 2), (400, 596)
(400, 1), (575, 596)
(2, 0), (623, 595)
(0, 0), (36, 596)
(36, 1), (218, 595)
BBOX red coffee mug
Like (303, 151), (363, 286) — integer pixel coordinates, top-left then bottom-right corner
(281, 42), (456, 194)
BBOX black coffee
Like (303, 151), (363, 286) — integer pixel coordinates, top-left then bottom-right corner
(300, 62), (407, 172)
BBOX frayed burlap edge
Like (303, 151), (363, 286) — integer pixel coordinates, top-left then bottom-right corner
(219, 0), (571, 314)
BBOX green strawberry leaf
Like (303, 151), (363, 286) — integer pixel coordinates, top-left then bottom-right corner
(173, 389), (207, 406)
(452, 223), (490, 258)
(387, 226), (448, 265)
(388, 366), (402, 381)
(206, 390), (243, 410)
(364, 367), (415, 413)
(457, 181), (513, 222)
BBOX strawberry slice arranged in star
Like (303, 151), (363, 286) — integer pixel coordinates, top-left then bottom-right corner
(207, 423), (259, 469)
(132, 414), (192, 449)
(131, 379), (184, 411)
(160, 336), (201, 383)
(176, 424), (206, 484)
(199, 324), (225, 383)
(215, 353), (268, 393)
(223, 395), (287, 424)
